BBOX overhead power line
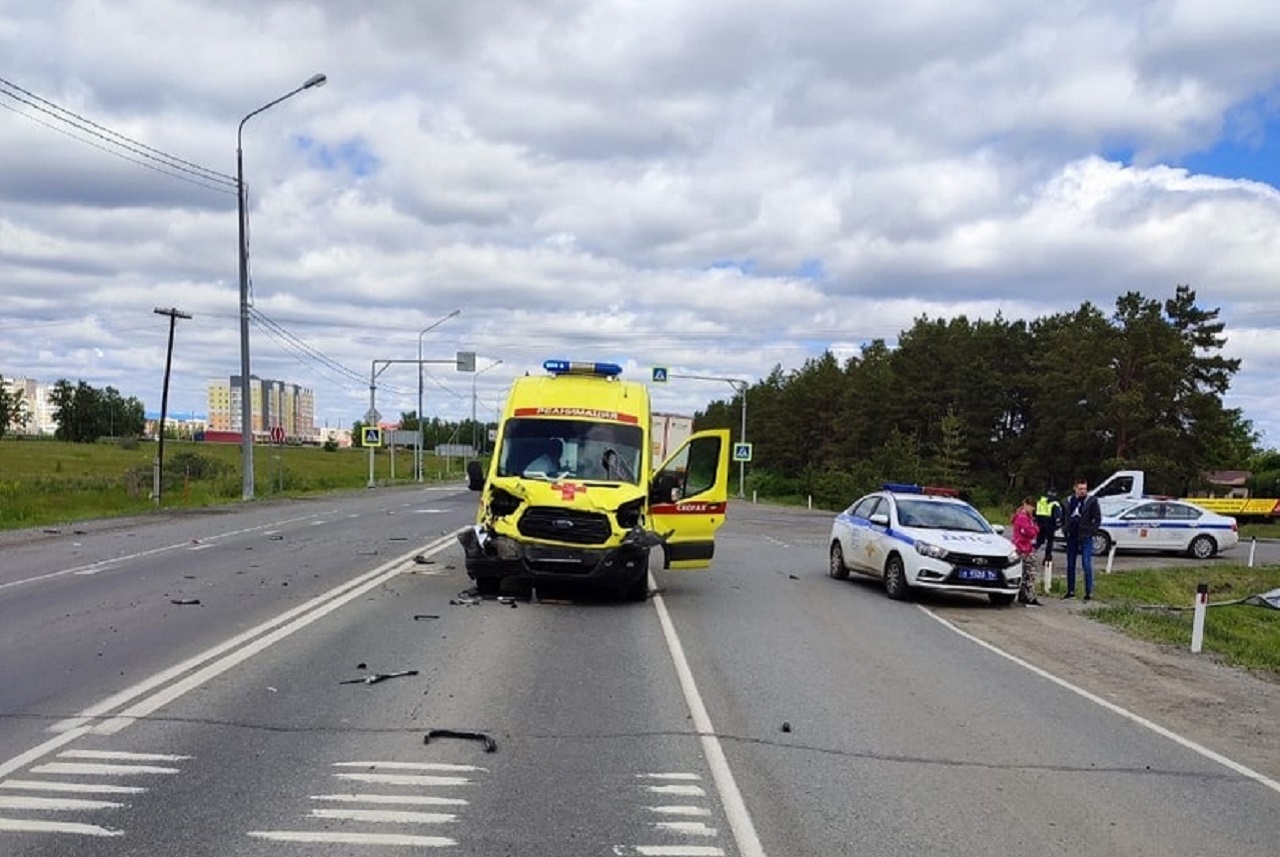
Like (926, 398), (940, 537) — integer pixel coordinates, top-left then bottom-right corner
(0, 76), (237, 195)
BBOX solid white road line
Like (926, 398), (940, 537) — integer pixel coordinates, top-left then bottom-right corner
(335, 773), (472, 787)
(70, 532), (461, 735)
(334, 761), (486, 772)
(638, 772), (701, 780)
(0, 795), (125, 811)
(309, 808), (456, 824)
(646, 784), (706, 796)
(0, 533), (460, 783)
(246, 830), (456, 846)
(0, 818), (123, 836)
(918, 605), (1280, 797)
(651, 576), (767, 857)
(656, 821), (719, 836)
(30, 762), (179, 776)
(635, 847), (725, 856)
(310, 794), (468, 806)
(0, 780), (145, 795)
(648, 806), (712, 817)
(59, 750), (190, 762)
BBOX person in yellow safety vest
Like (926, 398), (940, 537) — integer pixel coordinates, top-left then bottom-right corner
(1033, 488), (1062, 562)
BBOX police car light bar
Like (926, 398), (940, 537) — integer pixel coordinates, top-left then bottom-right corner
(882, 482), (961, 497)
(543, 360), (623, 377)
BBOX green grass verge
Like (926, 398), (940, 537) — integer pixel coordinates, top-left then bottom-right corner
(0, 437), (471, 531)
(1045, 565), (1280, 675)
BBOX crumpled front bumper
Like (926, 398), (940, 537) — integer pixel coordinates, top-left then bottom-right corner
(458, 525), (662, 586)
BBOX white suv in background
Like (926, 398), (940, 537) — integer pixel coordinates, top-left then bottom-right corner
(828, 484), (1022, 606)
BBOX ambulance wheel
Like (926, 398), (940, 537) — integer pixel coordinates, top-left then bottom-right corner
(624, 572), (650, 602)
(475, 577), (501, 597)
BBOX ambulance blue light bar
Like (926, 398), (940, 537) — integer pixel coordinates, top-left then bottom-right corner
(543, 360), (623, 377)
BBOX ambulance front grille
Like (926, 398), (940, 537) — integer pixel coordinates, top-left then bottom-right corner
(518, 507), (612, 545)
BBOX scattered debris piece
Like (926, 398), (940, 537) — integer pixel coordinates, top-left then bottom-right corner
(341, 669), (419, 686)
(183, 575), (197, 579)
(356, 662), (368, 670)
(266, 687), (278, 693)
(412, 555), (435, 565)
(169, 598), (201, 606)
(444, 564), (456, 570)
(413, 614), (440, 621)
(424, 729), (497, 753)
(269, 535), (284, 541)
(389, 536), (408, 541)
(497, 597), (515, 605)
(788, 574), (799, 580)
(43, 528), (61, 534)
(450, 595), (482, 606)
(780, 721), (792, 733)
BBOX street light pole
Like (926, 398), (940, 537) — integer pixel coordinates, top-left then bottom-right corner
(471, 358), (503, 454)
(237, 72), (326, 502)
(417, 309), (461, 482)
(667, 372), (749, 498)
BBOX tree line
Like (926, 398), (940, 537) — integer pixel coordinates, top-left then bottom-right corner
(695, 285), (1266, 509)
(0, 376), (146, 442)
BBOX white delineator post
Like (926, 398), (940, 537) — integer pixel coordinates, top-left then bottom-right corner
(1248, 536), (1257, 568)
(1042, 558), (1053, 595)
(1190, 582), (1209, 654)
(1105, 544), (1117, 574)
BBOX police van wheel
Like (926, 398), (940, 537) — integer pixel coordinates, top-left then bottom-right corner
(828, 542), (850, 580)
(883, 555), (910, 601)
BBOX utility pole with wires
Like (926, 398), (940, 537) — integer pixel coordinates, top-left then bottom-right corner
(153, 307), (192, 503)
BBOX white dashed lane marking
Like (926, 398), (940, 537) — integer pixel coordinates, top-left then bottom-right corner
(247, 759), (484, 848)
(0, 749), (190, 838)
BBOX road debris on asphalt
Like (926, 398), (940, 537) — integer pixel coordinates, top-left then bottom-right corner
(169, 598), (201, 606)
(424, 728), (497, 753)
(341, 669), (419, 686)
(780, 721), (792, 733)
(413, 614), (441, 621)
(450, 587), (483, 606)
(413, 555), (435, 565)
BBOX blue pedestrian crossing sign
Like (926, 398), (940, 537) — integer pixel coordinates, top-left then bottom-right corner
(652, 367), (668, 383)
(733, 442), (753, 462)
(361, 426), (383, 448)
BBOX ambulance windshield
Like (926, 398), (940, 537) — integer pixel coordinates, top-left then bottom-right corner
(497, 418), (644, 484)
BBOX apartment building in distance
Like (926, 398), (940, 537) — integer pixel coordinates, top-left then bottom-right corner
(206, 376), (316, 442)
(1, 376), (58, 435)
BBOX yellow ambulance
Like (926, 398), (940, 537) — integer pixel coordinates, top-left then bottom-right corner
(459, 360), (732, 600)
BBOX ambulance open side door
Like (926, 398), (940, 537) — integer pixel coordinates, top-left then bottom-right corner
(648, 429), (731, 569)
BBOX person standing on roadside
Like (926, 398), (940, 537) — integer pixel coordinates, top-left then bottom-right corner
(1011, 496), (1042, 605)
(1062, 477), (1102, 601)
(1033, 487), (1062, 563)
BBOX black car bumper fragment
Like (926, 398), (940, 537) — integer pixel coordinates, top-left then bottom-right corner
(458, 526), (653, 586)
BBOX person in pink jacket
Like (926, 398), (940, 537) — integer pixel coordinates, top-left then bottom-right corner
(1011, 497), (1042, 605)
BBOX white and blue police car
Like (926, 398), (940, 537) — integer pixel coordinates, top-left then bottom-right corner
(1092, 497), (1239, 559)
(828, 483), (1022, 605)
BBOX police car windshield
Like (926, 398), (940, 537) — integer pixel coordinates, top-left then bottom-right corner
(496, 418), (644, 484)
(895, 498), (992, 533)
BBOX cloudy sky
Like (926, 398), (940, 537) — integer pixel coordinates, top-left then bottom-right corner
(3, 0), (1279, 447)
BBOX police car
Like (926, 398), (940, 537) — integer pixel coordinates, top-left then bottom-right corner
(1092, 497), (1239, 559)
(828, 484), (1022, 605)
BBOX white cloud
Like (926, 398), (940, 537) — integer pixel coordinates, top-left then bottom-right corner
(2, 0), (1280, 447)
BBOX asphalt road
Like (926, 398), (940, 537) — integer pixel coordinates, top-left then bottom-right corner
(0, 490), (1276, 855)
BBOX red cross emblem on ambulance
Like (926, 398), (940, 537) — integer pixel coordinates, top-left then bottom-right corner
(554, 482), (586, 501)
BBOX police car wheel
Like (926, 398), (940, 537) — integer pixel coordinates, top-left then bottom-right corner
(883, 555), (909, 600)
(1188, 535), (1216, 560)
(1090, 532), (1111, 557)
(828, 542), (850, 580)
(989, 593), (1016, 607)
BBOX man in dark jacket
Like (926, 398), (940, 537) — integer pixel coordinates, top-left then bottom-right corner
(1062, 477), (1102, 600)
(1033, 488), (1062, 562)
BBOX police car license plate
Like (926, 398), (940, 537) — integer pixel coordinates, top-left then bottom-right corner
(957, 568), (998, 581)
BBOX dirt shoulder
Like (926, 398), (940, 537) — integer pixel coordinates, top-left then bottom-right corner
(932, 596), (1280, 784)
